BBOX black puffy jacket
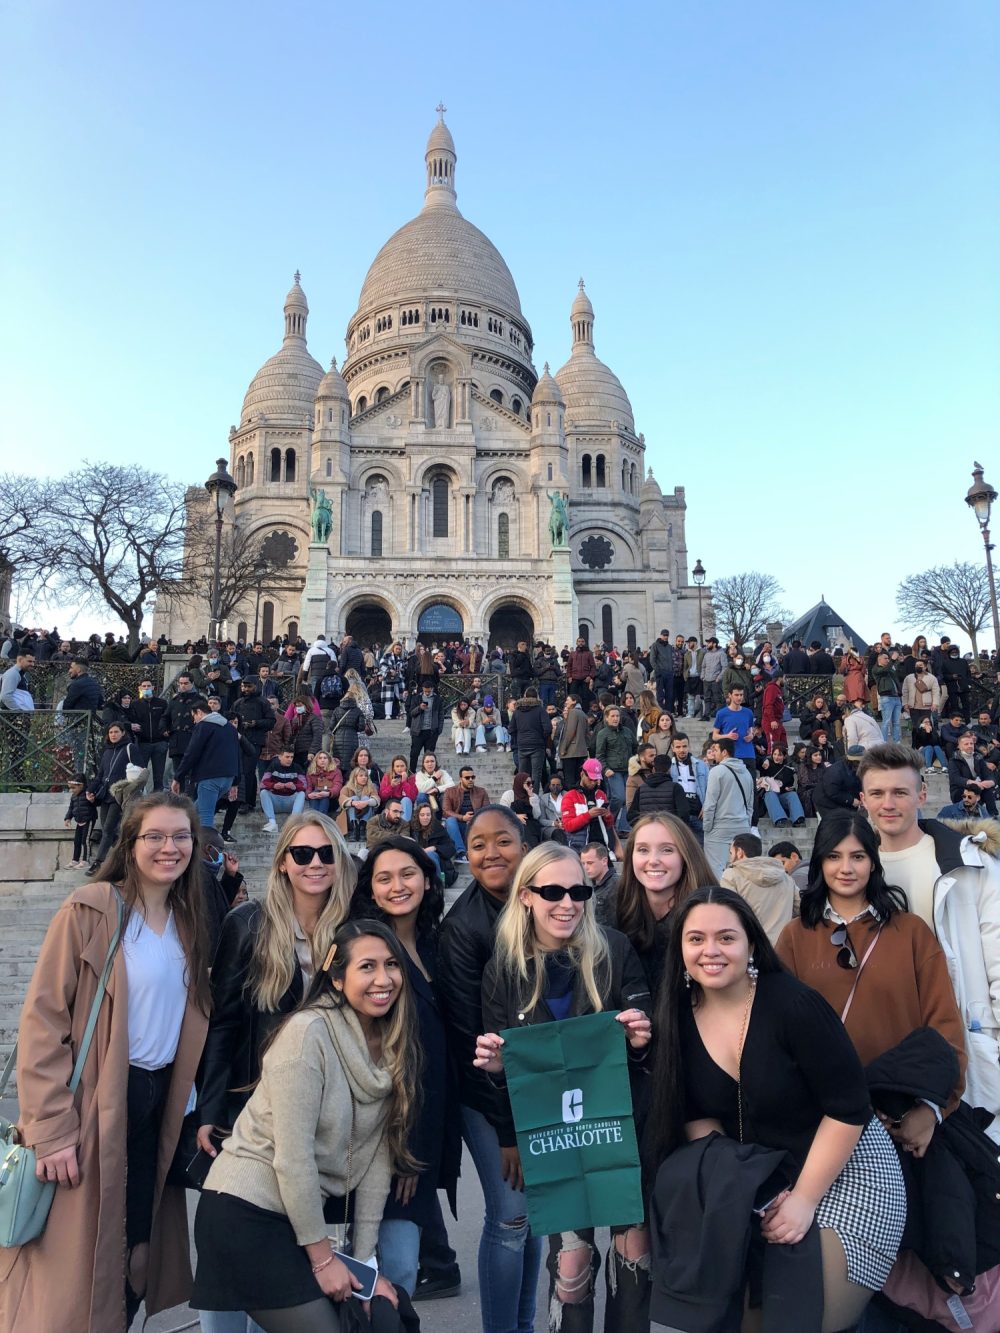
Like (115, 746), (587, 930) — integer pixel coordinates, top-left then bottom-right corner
(196, 901), (304, 1131)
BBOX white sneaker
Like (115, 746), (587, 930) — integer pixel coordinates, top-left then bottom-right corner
(476, 746), (486, 753)
(262, 819), (278, 833)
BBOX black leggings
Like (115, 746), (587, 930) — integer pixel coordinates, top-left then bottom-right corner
(248, 1300), (341, 1332)
(125, 1064), (171, 1325)
(73, 822), (95, 860)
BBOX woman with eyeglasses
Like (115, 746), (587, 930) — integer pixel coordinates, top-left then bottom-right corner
(193, 812), (355, 1333)
(1, 792), (211, 1332)
(437, 805), (540, 1333)
(350, 838), (460, 1296)
(192, 920), (416, 1330)
(647, 886), (906, 1333)
(475, 843), (652, 1333)
(776, 812), (966, 1156)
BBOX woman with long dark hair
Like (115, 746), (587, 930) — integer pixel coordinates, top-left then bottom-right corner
(87, 720), (137, 873)
(777, 813), (966, 1148)
(351, 837), (459, 1295)
(192, 920), (418, 1329)
(647, 887), (906, 1333)
(615, 812), (714, 999)
(1, 792), (211, 1332)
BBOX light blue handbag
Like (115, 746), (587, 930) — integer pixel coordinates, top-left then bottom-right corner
(0, 891), (123, 1248)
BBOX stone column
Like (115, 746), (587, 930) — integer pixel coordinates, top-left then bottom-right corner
(300, 543), (330, 641)
(550, 545), (578, 651)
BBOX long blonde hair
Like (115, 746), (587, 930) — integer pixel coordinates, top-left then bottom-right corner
(493, 844), (609, 1015)
(251, 812), (357, 1011)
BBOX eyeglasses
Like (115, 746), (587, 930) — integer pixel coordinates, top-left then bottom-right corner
(287, 844), (336, 865)
(136, 832), (193, 848)
(527, 883), (594, 903)
(830, 924), (857, 969)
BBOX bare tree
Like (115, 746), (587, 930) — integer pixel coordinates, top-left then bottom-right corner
(14, 464), (188, 651)
(896, 561), (991, 654)
(177, 522), (296, 631)
(711, 571), (789, 650)
(0, 475), (47, 621)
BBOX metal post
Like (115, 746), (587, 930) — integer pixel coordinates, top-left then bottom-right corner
(984, 525), (1000, 653)
(253, 578), (263, 643)
(697, 585), (703, 642)
(210, 503), (223, 641)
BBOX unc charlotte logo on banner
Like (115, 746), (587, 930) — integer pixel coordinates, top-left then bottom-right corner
(500, 1011), (644, 1236)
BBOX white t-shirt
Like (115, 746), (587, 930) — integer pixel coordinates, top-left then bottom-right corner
(123, 909), (188, 1070)
(879, 833), (941, 927)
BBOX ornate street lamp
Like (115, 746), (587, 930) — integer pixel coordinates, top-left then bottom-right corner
(965, 462), (1000, 653)
(692, 558), (706, 642)
(205, 458), (237, 641)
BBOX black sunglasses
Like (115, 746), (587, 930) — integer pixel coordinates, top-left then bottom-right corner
(527, 882), (593, 903)
(287, 844), (336, 866)
(830, 924), (857, 969)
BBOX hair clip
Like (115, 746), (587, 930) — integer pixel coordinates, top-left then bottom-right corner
(321, 943), (337, 972)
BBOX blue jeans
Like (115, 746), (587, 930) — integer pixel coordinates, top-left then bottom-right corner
(476, 723), (510, 748)
(604, 771), (629, 833)
(423, 847), (443, 879)
(199, 1314), (266, 1333)
(379, 1217), (420, 1296)
(461, 1105), (541, 1333)
(445, 815), (468, 852)
(259, 790), (306, 821)
(305, 795), (330, 814)
(879, 695), (902, 742)
(538, 681), (556, 707)
(763, 790), (805, 823)
(194, 775), (234, 831)
(921, 744), (947, 768)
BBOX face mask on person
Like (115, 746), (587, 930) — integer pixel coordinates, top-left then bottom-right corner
(735, 657), (744, 667)
(296, 705), (306, 714)
(204, 848), (223, 868)
(140, 688), (152, 699)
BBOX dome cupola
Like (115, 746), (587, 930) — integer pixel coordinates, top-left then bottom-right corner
(554, 279), (635, 434)
(532, 362), (565, 406)
(241, 273), (324, 426)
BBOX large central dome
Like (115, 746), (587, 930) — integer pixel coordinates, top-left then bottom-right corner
(357, 208), (524, 316)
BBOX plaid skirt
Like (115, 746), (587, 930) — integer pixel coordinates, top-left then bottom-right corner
(815, 1117), (906, 1290)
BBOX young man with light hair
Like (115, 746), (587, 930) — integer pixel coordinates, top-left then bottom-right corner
(858, 742), (1000, 1124)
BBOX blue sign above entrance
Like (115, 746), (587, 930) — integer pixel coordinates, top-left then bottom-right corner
(417, 603), (464, 634)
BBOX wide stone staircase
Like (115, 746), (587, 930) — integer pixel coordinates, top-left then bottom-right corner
(0, 715), (956, 1070)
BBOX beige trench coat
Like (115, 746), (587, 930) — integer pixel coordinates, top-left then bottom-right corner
(0, 882), (208, 1332)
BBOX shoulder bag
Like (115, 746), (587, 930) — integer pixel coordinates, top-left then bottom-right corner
(0, 890), (124, 1248)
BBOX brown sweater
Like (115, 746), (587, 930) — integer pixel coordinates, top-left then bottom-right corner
(776, 911), (967, 1113)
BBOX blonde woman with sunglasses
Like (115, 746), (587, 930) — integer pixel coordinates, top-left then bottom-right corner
(194, 812), (356, 1333)
(475, 843), (652, 1333)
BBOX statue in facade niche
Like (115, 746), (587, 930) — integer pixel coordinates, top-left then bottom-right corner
(309, 485), (333, 544)
(431, 372), (451, 429)
(547, 490), (570, 548)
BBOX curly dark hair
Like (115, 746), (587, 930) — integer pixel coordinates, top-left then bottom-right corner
(351, 835), (444, 936)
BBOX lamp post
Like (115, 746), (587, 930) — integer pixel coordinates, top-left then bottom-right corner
(205, 458), (237, 642)
(692, 558), (706, 642)
(252, 557), (268, 643)
(965, 462), (1000, 654)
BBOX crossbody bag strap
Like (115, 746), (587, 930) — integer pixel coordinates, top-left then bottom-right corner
(724, 765), (753, 819)
(840, 926), (882, 1025)
(0, 890), (124, 1102)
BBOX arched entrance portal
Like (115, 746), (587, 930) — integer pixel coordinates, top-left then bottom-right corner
(489, 605), (534, 652)
(345, 603), (392, 649)
(417, 602), (464, 646)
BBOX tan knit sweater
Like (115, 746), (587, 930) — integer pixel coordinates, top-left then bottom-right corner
(204, 1002), (392, 1260)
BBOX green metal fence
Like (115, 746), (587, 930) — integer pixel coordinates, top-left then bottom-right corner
(0, 709), (93, 792)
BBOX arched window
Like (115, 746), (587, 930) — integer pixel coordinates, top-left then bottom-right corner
(236, 455), (245, 488)
(622, 459), (628, 491)
(490, 389), (503, 405)
(325, 458), (332, 477)
(602, 604), (614, 647)
(284, 448), (296, 483)
(581, 454), (592, 488)
(596, 454), (606, 488)
(547, 463), (553, 481)
(578, 622), (590, 646)
(627, 625), (638, 654)
(237, 621), (248, 645)
(375, 386), (390, 403)
(371, 510), (383, 557)
(262, 600), (274, 643)
(498, 512), (510, 559)
(288, 621), (298, 642)
(431, 476), (449, 538)
(355, 395), (367, 415)
(246, 453), (254, 485)
(511, 396), (522, 416)
(630, 462), (637, 495)
(269, 448), (281, 483)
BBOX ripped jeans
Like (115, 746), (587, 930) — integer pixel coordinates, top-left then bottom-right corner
(546, 1225), (650, 1333)
(461, 1105), (542, 1333)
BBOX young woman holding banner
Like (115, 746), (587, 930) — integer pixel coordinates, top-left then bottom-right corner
(475, 842), (652, 1333)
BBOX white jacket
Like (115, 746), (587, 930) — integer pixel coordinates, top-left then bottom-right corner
(843, 709), (884, 752)
(926, 817), (1000, 1128)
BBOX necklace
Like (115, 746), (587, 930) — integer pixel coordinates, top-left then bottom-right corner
(735, 978), (757, 1144)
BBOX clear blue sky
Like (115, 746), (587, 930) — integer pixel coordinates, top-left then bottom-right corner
(2, 1), (998, 646)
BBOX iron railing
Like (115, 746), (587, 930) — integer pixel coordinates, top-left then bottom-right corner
(436, 673), (508, 711)
(0, 709), (93, 792)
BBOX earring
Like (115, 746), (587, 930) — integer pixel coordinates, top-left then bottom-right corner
(683, 969), (692, 989)
(747, 958), (759, 982)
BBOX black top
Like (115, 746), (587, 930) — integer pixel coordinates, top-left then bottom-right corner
(681, 971), (870, 1172)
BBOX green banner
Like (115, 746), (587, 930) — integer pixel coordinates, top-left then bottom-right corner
(500, 1010), (644, 1236)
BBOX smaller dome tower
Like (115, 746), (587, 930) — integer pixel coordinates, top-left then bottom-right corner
(241, 273), (324, 427)
(530, 363), (568, 488)
(313, 357), (351, 484)
(424, 103), (457, 211)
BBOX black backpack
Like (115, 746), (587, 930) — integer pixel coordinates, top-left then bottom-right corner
(319, 671), (343, 702)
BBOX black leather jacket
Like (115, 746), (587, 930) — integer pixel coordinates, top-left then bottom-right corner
(481, 928), (651, 1146)
(197, 900), (303, 1130)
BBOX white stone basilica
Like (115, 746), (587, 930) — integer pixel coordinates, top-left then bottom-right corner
(160, 112), (706, 652)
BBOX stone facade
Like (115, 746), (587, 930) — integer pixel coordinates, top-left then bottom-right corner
(156, 112), (708, 651)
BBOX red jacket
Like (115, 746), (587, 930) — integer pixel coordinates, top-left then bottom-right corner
(761, 682), (787, 745)
(567, 649), (596, 682)
(379, 773), (418, 803)
(560, 786), (613, 834)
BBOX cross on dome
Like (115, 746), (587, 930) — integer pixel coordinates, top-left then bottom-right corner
(294, 270), (301, 284)
(436, 102), (447, 118)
